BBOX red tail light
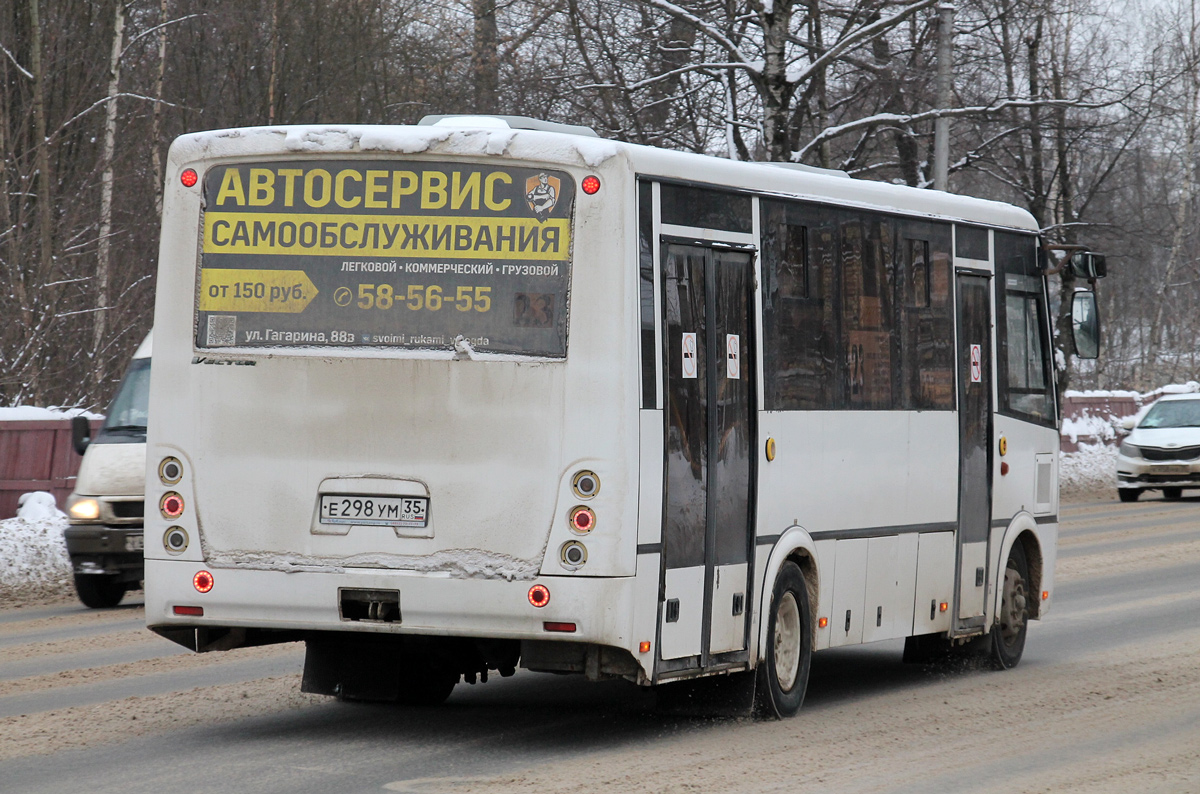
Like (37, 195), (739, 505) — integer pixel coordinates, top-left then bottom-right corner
(527, 584), (550, 608)
(543, 622), (576, 633)
(160, 492), (185, 519)
(193, 570), (214, 593)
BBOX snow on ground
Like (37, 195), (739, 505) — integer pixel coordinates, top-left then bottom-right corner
(0, 405), (101, 421)
(1059, 443), (1118, 498)
(0, 492), (73, 604)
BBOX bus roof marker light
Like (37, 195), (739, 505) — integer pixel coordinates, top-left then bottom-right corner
(193, 570), (214, 593)
(528, 584), (550, 608)
(180, 168), (198, 187)
(581, 175), (601, 195)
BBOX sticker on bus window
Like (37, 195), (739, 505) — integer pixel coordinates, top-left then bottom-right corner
(970, 344), (982, 383)
(726, 334), (740, 380)
(194, 161), (575, 358)
(682, 333), (698, 379)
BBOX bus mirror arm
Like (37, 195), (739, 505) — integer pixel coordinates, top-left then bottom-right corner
(1038, 243), (1107, 285)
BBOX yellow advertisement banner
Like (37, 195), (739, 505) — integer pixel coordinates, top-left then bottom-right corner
(203, 212), (571, 261)
(199, 269), (319, 313)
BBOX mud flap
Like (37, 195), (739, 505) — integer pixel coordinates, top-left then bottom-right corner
(654, 670), (757, 718)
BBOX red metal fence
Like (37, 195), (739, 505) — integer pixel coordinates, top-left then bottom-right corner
(0, 419), (100, 519)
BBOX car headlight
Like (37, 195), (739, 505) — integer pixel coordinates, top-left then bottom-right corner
(1118, 440), (1140, 458)
(66, 494), (101, 520)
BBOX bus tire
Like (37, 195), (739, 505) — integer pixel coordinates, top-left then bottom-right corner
(754, 561), (812, 719)
(1118, 489), (1139, 503)
(1162, 487), (1183, 500)
(991, 541), (1030, 670)
(73, 574), (126, 609)
(396, 660), (458, 706)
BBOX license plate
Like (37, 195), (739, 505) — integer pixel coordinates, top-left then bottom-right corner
(1153, 465), (1189, 475)
(319, 494), (428, 527)
(125, 534), (144, 552)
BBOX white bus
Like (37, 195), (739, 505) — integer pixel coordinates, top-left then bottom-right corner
(145, 116), (1102, 716)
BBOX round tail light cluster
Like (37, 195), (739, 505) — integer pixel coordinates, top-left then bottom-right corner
(193, 570), (214, 593)
(164, 526), (189, 554)
(160, 492), (185, 519)
(159, 457), (183, 485)
(560, 540), (587, 569)
(528, 584), (550, 608)
(572, 470), (600, 499)
(569, 505), (596, 534)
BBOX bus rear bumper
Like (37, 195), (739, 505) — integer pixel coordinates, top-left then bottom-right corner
(145, 558), (641, 651)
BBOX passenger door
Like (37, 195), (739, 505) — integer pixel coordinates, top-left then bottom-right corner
(658, 243), (756, 671)
(954, 272), (992, 631)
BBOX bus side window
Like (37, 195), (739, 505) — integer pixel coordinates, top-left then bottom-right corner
(638, 180), (656, 409)
(895, 219), (954, 410)
(840, 211), (894, 410)
(761, 200), (835, 410)
(995, 232), (1055, 425)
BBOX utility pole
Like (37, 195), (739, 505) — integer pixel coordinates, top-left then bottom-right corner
(933, 4), (955, 191)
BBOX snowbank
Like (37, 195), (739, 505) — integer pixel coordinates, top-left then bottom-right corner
(1059, 443), (1118, 498)
(0, 492), (73, 604)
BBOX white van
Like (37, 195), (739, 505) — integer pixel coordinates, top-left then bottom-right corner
(64, 332), (151, 608)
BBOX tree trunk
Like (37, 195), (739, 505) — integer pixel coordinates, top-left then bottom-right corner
(94, 0), (125, 394)
(472, 0), (498, 114)
(28, 0), (52, 402)
(152, 0), (168, 215)
(760, 0), (794, 161)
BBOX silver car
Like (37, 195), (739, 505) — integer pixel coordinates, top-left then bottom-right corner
(1116, 393), (1200, 502)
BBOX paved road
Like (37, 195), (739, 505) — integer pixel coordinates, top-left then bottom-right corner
(2, 495), (1198, 794)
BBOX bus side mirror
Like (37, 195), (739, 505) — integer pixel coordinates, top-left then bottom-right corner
(71, 415), (92, 455)
(1071, 291), (1100, 359)
(1069, 251), (1107, 280)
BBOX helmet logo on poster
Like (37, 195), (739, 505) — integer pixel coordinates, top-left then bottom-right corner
(526, 173), (560, 220)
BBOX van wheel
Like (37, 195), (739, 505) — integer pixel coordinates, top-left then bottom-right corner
(73, 574), (126, 609)
(991, 542), (1030, 670)
(1118, 489), (1139, 503)
(754, 562), (812, 718)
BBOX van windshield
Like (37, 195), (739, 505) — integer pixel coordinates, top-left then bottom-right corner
(97, 358), (151, 441)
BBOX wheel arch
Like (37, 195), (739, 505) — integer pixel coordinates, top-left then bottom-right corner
(756, 527), (819, 664)
(994, 515), (1045, 621)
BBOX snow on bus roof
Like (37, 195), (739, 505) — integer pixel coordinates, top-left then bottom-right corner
(174, 123), (622, 170)
(173, 122), (1035, 230)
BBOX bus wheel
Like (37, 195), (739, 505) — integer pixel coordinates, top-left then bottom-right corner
(73, 574), (126, 609)
(1118, 489), (1140, 503)
(396, 660), (458, 706)
(1163, 487), (1183, 500)
(991, 542), (1030, 670)
(754, 561), (812, 719)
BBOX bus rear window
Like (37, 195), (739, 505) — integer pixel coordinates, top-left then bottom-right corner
(195, 161), (575, 358)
